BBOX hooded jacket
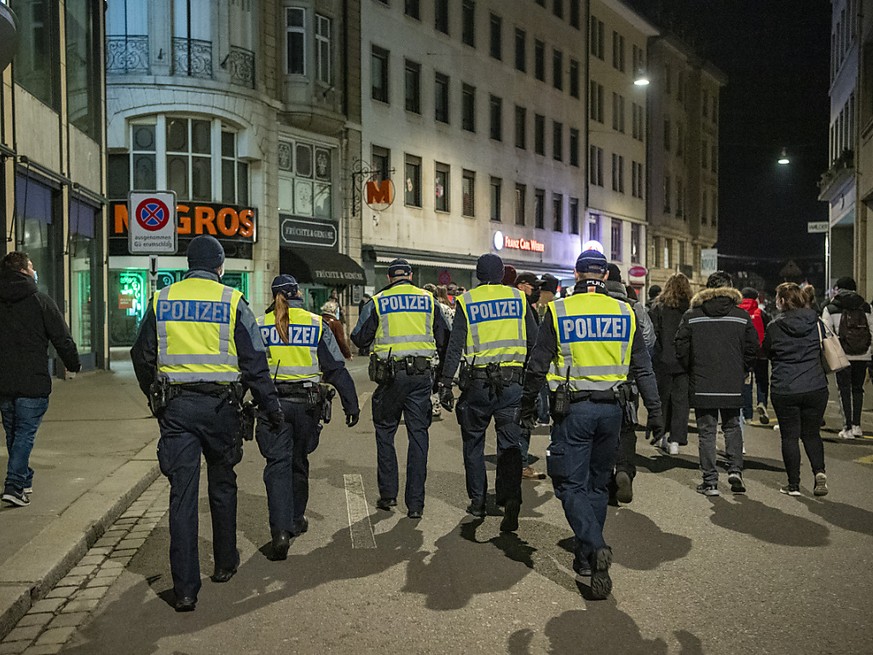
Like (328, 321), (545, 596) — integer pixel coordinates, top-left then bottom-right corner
(674, 287), (759, 409)
(649, 298), (689, 375)
(762, 308), (828, 396)
(738, 298), (770, 356)
(0, 269), (81, 397)
(605, 280), (656, 353)
(821, 290), (873, 361)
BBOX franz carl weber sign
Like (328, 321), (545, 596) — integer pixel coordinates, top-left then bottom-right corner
(280, 215), (338, 248)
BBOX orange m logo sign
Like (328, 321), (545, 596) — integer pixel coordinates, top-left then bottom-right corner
(366, 179), (394, 206)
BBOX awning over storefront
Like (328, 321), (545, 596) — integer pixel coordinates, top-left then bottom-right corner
(280, 247), (366, 286)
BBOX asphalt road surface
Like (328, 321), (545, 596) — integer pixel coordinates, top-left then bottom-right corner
(54, 368), (873, 654)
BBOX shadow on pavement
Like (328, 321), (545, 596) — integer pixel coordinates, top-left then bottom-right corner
(797, 495), (873, 537)
(706, 495), (830, 546)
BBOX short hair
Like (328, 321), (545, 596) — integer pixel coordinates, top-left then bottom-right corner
(648, 285), (662, 300)
(706, 270), (733, 289)
(835, 276), (857, 291)
(776, 282), (806, 311)
(1, 251), (30, 272)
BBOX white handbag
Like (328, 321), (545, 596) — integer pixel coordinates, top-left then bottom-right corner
(818, 320), (850, 374)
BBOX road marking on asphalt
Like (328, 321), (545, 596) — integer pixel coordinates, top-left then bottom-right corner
(343, 473), (377, 549)
(855, 454), (873, 465)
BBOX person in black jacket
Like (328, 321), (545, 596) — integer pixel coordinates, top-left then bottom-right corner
(0, 251), (81, 507)
(649, 273), (692, 456)
(514, 272), (546, 480)
(674, 271), (759, 496)
(763, 283), (829, 496)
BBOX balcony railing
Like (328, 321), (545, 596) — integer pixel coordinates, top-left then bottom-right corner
(172, 37), (213, 79)
(226, 46), (256, 89)
(106, 35), (150, 75)
(818, 149), (854, 202)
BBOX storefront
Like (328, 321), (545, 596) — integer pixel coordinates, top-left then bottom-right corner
(278, 214), (365, 313)
(362, 246), (477, 295)
(107, 200), (256, 346)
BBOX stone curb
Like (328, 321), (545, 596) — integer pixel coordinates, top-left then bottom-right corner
(0, 438), (160, 640)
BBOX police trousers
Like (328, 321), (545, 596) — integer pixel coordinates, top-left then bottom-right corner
(255, 398), (322, 536)
(456, 380), (523, 506)
(547, 399), (622, 562)
(156, 392), (242, 600)
(371, 369), (432, 512)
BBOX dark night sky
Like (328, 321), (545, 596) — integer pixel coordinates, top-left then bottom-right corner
(628, 0), (833, 262)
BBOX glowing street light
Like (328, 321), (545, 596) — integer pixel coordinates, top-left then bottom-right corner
(778, 148), (790, 165)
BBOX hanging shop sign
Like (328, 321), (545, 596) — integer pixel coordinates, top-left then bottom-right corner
(111, 202), (257, 242)
(492, 230), (545, 254)
(279, 214), (338, 248)
(365, 179), (395, 211)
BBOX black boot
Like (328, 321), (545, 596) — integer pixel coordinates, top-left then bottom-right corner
(271, 530), (291, 560)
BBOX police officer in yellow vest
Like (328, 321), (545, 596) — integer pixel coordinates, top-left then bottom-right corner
(255, 275), (359, 559)
(131, 235), (283, 612)
(350, 259), (450, 518)
(519, 249), (663, 600)
(438, 253), (538, 531)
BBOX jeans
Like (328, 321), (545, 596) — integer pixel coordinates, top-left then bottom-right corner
(614, 396), (638, 478)
(655, 370), (689, 445)
(1, 396), (50, 492)
(547, 399), (622, 561)
(536, 386), (550, 423)
(519, 427), (532, 466)
(742, 360), (770, 419)
(695, 408), (743, 485)
(835, 360), (868, 428)
(771, 389), (828, 486)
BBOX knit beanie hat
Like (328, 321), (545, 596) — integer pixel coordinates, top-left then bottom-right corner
(187, 235), (225, 271)
(476, 253), (505, 283)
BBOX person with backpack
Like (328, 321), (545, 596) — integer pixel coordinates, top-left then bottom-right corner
(821, 277), (873, 439)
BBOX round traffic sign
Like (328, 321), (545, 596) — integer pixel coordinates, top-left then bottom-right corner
(135, 198), (171, 232)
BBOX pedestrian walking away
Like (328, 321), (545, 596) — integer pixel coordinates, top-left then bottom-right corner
(514, 271), (546, 480)
(350, 258), (450, 519)
(648, 273), (692, 456)
(438, 254), (538, 530)
(130, 235), (283, 612)
(0, 251), (81, 508)
(763, 283), (829, 497)
(739, 287), (772, 425)
(821, 276), (873, 439)
(674, 271), (759, 497)
(605, 263), (656, 505)
(255, 275), (359, 560)
(646, 285), (662, 311)
(320, 299), (353, 360)
(519, 249), (663, 600)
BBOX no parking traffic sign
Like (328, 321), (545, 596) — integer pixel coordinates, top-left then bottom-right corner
(128, 191), (178, 254)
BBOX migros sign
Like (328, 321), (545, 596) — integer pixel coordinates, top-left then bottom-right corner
(111, 202), (257, 241)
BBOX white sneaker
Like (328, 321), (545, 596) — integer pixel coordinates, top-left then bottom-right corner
(668, 441), (680, 455)
(851, 425), (864, 438)
(839, 428), (856, 440)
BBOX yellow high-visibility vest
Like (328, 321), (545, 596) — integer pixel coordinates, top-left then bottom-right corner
(372, 284), (436, 360)
(154, 277), (243, 383)
(257, 308), (322, 383)
(546, 291), (636, 392)
(456, 284), (527, 367)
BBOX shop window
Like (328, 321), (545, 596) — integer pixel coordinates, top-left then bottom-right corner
(69, 198), (101, 367)
(14, 174), (60, 302)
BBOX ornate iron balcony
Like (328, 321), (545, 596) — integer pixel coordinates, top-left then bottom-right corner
(172, 37), (213, 79)
(226, 46), (255, 89)
(106, 35), (149, 75)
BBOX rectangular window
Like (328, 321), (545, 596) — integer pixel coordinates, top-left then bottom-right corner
(677, 123), (684, 157)
(535, 40), (545, 81)
(371, 45), (389, 102)
(612, 153), (619, 191)
(515, 28), (526, 71)
(66, 1), (100, 138)
(632, 44), (644, 78)
(611, 219), (622, 261)
(552, 49), (563, 90)
(462, 84), (476, 132)
(631, 223), (641, 262)
(664, 239), (672, 268)
(316, 14), (332, 84)
(406, 0), (421, 19)
(590, 81), (604, 122)
(405, 154), (422, 207)
(553, 193), (563, 232)
(515, 105), (526, 149)
(632, 103), (643, 140)
(515, 184), (526, 226)
(286, 7), (306, 74)
(588, 213), (601, 242)
(569, 197), (579, 234)
(569, 58), (579, 98)
(711, 144), (718, 172)
(569, 128), (579, 166)
(534, 188), (545, 229)
(663, 118), (671, 151)
(664, 63), (672, 94)
(405, 59), (421, 113)
(589, 146), (604, 186)
(435, 72), (449, 123)
(702, 139), (709, 169)
(677, 178), (684, 217)
(462, 0), (475, 46)
(489, 13), (502, 60)
(612, 31), (625, 72)
(435, 0), (449, 34)
(534, 114), (545, 155)
(590, 16), (604, 59)
(553, 121), (563, 161)
(712, 192), (718, 225)
(664, 175), (671, 212)
(617, 95), (625, 132)
(371, 145), (390, 182)
(463, 169), (476, 217)
(701, 188), (708, 224)
(632, 161), (644, 199)
(435, 162), (450, 211)
(490, 95), (503, 141)
(490, 177), (502, 221)
(702, 89), (709, 117)
(570, 0), (580, 28)
(553, 0), (563, 18)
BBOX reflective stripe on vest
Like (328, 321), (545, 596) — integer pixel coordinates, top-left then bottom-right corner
(546, 292), (635, 392)
(456, 285), (527, 366)
(155, 278), (243, 383)
(372, 285), (436, 359)
(257, 308), (322, 382)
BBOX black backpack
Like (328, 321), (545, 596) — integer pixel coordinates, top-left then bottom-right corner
(838, 308), (872, 355)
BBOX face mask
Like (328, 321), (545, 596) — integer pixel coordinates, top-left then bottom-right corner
(530, 288), (541, 304)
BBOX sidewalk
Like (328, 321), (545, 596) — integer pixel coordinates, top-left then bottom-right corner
(0, 357), (160, 638)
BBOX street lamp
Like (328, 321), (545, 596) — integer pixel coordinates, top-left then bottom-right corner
(777, 148), (790, 165)
(633, 68), (650, 86)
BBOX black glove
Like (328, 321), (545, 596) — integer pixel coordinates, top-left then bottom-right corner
(345, 412), (360, 427)
(267, 409), (285, 432)
(438, 383), (455, 412)
(517, 402), (537, 430)
(647, 412), (665, 444)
